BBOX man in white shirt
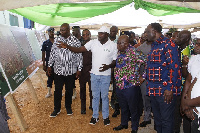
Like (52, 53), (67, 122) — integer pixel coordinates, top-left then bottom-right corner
(59, 26), (118, 126)
(181, 38), (200, 133)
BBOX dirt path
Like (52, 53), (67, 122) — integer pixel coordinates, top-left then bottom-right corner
(6, 68), (156, 133)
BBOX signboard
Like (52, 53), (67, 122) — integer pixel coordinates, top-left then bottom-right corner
(0, 24), (28, 91)
(10, 27), (39, 75)
(25, 29), (42, 61)
(35, 31), (43, 49)
(10, 27), (36, 67)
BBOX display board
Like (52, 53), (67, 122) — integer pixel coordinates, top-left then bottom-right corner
(35, 31), (43, 49)
(10, 27), (36, 67)
(0, 25), (28, 91)
(0, 64), (10, 97)
(10, 27), (39, 75)
(25, 29), (42, 61)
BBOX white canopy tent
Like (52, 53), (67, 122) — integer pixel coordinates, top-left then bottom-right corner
(70, 2), (200, 29)
(70, 2), (200, 33)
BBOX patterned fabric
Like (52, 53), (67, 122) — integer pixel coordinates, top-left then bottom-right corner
(114, 45), (146, 90)
(146, 35), (182, 96)
(48, 35), (83, 76)
(180, 45), (193, 86)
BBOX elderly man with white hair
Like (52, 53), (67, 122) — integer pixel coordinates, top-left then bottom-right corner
(58, 26), (118, 126)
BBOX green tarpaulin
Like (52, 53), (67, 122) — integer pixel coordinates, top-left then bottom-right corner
(9, 0), (133, 26)
(8, 0), (200, 26)
(134, 0), (200, 16)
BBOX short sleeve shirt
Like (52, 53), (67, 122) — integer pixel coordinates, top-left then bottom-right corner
(41, 39), (53, 61)
(84, 39), (118, 75)
(189, 55), (200, 114)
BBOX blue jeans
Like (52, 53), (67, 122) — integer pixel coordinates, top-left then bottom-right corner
(91, 73), (111, 119)
(151, 95), (176, 133)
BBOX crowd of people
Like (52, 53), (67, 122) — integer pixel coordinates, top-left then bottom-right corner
(39, 22), (200, 133)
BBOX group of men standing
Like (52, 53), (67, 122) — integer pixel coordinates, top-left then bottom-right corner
(41, 22), (197, 133)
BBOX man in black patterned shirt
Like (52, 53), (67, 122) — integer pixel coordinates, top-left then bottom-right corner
(47, 23), (83, 117)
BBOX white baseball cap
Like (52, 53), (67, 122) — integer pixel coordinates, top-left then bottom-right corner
(97, 26), (110, 34)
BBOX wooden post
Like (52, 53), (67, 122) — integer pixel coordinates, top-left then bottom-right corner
(37, 71), (45, 89)
(26, 78), (39, 104)
(6, 93), (28, 132)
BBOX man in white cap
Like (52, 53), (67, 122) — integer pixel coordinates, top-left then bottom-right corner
(57, 26), (118, 126)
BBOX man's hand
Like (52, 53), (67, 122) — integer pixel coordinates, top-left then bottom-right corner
(43, 65), (47, 72)
(76, 71), (81, 79)
(181, 95), (198, 120)
(184, 108), (195, 120)
(47, 67), (52, 76)
(163, 90), (173, 104)
(181, 95), (191, 113)
(56, 41), (67, 49)
(182, 56), (189, 65)
(139, 76), (145, 85)
(99, 64), (110, 72)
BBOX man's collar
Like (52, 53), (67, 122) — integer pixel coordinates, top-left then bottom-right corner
(152, 35), (166, 46)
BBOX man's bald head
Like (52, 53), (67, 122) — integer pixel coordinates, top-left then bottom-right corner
(175, 30), (191, 48)
(60, 23), (70, 38)
(110, 26), (118, 41)
(171, 31), (180, 41)
(61, 23), (69, 27)
(179, 30), (191, 40)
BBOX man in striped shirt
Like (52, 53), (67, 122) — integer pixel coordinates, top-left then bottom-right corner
(47, 23), (83, 117)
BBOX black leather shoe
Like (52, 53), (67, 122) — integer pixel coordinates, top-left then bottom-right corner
(131, 130), (137, 133)
(139, 120), (151, 127)
(112, 109), (120, 117)
(81, 110), (86, 114)
(113, 124), (128, 131)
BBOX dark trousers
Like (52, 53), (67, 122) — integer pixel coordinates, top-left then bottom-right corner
(116, 86), (140, 131)
(0, 113), (10, 133)
(174, 95), (191, 133)
(79, 79), (92, 110)
(140, 80), (151, 121)
(111, 78), (118, 105)
(46, 65), (54, 88)
(191, 112), (200, 133)
(47, 73), (54, 88)
(151, 95), (176, 133)
(54, 73), (75, 111)
(183, 115), (192, 133)
(174, 95), (182, 133)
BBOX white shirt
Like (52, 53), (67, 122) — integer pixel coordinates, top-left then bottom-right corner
(188, 55), (200, 114)
(84, 39), (117, 75)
